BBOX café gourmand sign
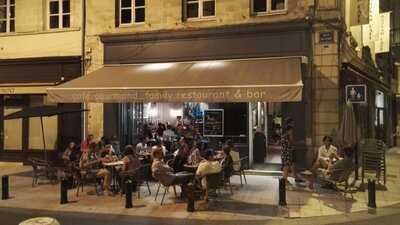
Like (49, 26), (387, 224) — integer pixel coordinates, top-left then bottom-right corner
(48, 85), (303, 103)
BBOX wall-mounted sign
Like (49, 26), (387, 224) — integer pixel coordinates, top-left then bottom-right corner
(203, 109), (224, 137)
(319, 31), (334, 43)
(346, 85), (367, 103)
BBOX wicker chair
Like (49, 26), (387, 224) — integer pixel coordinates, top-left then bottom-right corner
(232, 156), (248, 186)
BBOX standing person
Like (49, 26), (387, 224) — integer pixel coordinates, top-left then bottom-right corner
(253, 127), (267, 163)
(143, 124), (153, 139)
(281, 124), (295, 184)
(121, 145), (142, 173)
(156, 123), (166, 139)
(135, 136), (149, 153)
(111, 135), (121, 158)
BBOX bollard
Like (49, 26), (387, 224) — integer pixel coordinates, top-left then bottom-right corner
(186, 185), (195, 212)
(60, 179), (68, 204)
(368, 179), (376, 208)
(279, 178), (287, 206)
(125, 180), (133, 208)
(2, 175), (9, 200)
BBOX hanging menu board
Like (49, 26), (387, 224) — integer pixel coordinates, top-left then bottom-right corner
(203, 109), (224, 137)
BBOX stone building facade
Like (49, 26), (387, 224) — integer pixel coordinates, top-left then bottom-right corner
(0, 0), (83, 161)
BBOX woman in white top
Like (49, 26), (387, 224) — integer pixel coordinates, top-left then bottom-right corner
(311, 136), (339, 172)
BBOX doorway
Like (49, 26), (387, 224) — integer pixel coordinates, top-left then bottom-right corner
(251, 102), (283, 171)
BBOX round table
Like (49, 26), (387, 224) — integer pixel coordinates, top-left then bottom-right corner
(19, 217), (60, 225)
(183, 164), (198, 173)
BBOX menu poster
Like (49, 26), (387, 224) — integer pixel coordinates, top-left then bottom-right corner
(203, 109), (224, 137)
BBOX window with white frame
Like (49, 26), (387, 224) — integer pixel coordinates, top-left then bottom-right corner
(185, 0), (215, 20)
(0, 0), (15, 33)
(252, 0), (287, 15)
(120, 0), (145, 25)
(48, 0), (70, 29)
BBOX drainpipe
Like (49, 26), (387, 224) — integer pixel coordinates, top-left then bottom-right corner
(81, 0), (87, 140)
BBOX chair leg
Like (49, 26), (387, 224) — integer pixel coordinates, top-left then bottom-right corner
(32, 177), (35, 187)
(228, 179), (233, 194)
(136, 186), (141, 199)
(239, 174), (243, 186)
(155, 183), (161, 200)
(173, 185), (177, 198)
(146, 181), (151, 195)
(76, 181), (81, 197)
(242, 170), (247, 184)
(161, 186), (168, 205)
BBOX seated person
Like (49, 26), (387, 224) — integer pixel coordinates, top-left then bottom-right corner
(308, 147), (354, 189)
(311, 136), (339, 173)
(196, 150), (222, 189)
(136, 136), (149, 153)
(172, 137), (190, 172)
(102, 144), (118, 160)
(79, 146), (113, 195)
(154, 140), (168, 156)
(62, 142), (77, 164)
(188, 141), (203, 165)
(151, 147), (194, 187)
(220, 146), (234, 180)
(225, 140), (240, 172)
(163, 125), (176, 142)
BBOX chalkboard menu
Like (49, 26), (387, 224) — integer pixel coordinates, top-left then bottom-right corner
(203, 109), (224, 137)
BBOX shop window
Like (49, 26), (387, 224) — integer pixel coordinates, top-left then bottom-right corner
(28, 96), (58, 150)
(0, 0), (15, 33)
(184, 0), (216, 20)
(119, 0), (145, 25)
(48, 0), (70, 29)
(3, 95), (23, 151)
(251, 0), (287, 15)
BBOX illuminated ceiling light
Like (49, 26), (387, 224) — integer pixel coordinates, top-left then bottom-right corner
(169, 109), (182, 118)
(193, 61), (226, 69)
(141, 63), (174, 71)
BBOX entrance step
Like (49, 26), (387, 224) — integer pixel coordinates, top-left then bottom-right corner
(244, 169), (282, 177)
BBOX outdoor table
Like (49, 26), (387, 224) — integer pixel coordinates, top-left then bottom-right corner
(104, 161), (124, 193)
(19, 217), (60, 225)
(183, 164), (198, 173)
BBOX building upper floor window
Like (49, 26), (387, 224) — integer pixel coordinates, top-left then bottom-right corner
(185, 0), (216, 20)
(252, 0), (287, 15)
(0, 0), (15, 33)
(48, 0), (70, 29)
(119, 0), (145, 25)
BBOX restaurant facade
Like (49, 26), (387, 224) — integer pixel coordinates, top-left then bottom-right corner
(48, 0), (397, 169)
(1, 0), (395, 167)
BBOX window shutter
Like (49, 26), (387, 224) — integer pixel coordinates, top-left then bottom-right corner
(115, 0), (120, 27)
(182, 0), (187, 22)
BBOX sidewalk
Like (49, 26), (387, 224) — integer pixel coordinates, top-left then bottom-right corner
(0, 150), (399, 223)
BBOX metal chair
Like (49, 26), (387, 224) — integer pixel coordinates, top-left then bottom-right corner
(232, 156), (248, 186)
(204, 172), (223, 201)
(154, 176), (177, 205)
(360, 139), (387, 185)
(318, 164), (356, 199)
(29, 158), (57, 187)
(75, 169), (102, 196)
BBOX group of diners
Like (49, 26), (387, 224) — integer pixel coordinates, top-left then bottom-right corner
(61, 129), (239, 199)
